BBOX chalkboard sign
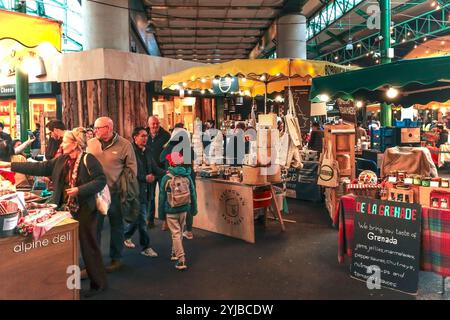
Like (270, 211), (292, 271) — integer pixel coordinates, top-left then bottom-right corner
(351, 197), (421, 295)
(284, 86), (311, 133)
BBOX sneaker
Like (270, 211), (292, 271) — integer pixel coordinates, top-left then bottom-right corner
(124, 239), (135, 249)
(141, 247), (158, 257)
(82, 287), (106, 298)
(175, 260), (188, 271)
(183, 231), (194, 240)
(171, 253), (179, 261)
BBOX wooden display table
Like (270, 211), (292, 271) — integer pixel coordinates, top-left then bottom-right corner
(194, 178), (284, 243)
(0, 218), (79, 300)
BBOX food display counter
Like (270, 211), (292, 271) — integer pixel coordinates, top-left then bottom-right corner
(0, 218), (79, 300)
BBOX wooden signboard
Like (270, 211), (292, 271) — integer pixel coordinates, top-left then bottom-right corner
(351, 197), (421, 295)
(284, 86), (311, 133)
(194, 178), (255, 243)
(336, 99), (357, 125)
(0, 219), (79, 300)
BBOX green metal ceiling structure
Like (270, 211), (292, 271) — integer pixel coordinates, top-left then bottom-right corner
(316, 3), (450, 64)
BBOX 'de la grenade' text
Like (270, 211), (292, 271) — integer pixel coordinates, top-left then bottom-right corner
(355, 200), (417, 221)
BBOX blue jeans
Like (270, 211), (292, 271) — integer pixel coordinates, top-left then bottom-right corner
(97, 193), (124, 261)
(148, 179), (160, 223)
(124, 203), (150, 250)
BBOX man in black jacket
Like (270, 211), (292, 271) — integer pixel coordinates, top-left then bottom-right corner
(124, 127), (166, 256)
(45, 119), (66, 160)
(146, 116), (170, 228)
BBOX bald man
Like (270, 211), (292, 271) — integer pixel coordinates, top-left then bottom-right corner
(146, 116), (170, 228)
(88, 116), (137, 272)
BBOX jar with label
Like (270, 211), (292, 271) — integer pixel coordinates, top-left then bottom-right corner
(442, 178), (449, 188)
(432, 198), (440, 208)
(413, 175), (422, 186)
(388, 172), (397, 183)
(441, 198), (448, 209)
(404, 174), (414, 185)
(422, 177), (431, 187)
(397, 171), (406, 181)
(430, 178), (441, 188)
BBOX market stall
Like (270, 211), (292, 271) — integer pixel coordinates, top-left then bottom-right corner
(160, 58), (357, 242)
(195, 177), (284, 243)
(0, 179), (78, 300)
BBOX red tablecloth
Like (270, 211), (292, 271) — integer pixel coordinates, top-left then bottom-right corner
(427, 146), (439, 165)
(337, 195), (450, 277)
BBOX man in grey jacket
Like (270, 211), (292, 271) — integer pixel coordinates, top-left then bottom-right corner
(88, 117), (137, 272)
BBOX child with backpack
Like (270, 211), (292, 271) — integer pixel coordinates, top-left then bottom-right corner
(158, 152), (197, 270)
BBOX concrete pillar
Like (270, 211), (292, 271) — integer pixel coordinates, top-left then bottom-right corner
(82, 0), (130, 52)
(276, 14), (307, 59)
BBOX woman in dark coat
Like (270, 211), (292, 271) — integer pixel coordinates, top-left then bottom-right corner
(0, 127), (108, 298)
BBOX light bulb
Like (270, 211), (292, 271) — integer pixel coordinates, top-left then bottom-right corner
(386, 87), (399, 99)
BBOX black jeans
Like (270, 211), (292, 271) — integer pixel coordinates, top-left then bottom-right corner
(124, 203), (150, 250)
(148, 178), (160, 224)
(96, 193), (124, 261)
(76, 210), (107, 290)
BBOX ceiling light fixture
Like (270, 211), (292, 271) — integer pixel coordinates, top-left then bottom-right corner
(386, 87), (399, 99)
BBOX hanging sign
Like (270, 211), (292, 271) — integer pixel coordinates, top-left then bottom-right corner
(337, 99), (357, 124)
(213, 77), (239, 95)
(351, 197), (421, 295)
(284, 86), (311, 133)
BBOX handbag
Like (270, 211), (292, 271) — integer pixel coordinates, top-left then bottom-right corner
(317, 142), (340, 188)
(285, 89), (302, 147)
(83, 155), (111, 215)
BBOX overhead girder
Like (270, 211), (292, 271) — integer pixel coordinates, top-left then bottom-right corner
(316, 4), (450, 65)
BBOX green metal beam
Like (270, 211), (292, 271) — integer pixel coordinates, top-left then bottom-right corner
(315, 24), (366, 50)
(354, 8), (369, 19)
(316, 4), (450, 64)
(325, 30), (347, 45)
(307, 0), (365, 40)
(308, 0), (429, 52)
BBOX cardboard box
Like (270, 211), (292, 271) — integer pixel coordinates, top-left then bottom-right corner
(400, 127), (421, 143)
(258, 113), (278, 128)
(257, 147), (273, 166)
(257, 129), (279, 148)
(263, 165), (282, 183)
(242, 166), (267, 185)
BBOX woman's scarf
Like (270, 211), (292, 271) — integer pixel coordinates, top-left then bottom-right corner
(65, 152), (83, 214)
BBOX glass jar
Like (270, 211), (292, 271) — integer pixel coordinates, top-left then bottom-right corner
(397, 171), (406, 181)
(432, 198), (440, 208)
(404, 174), (414, 185)
(442, 178), (449, 188)
(422, 177), (431, 187)
(441, 199), (448, 209)
(430, 178), (441, 188)
(413, 175), (422, 186)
